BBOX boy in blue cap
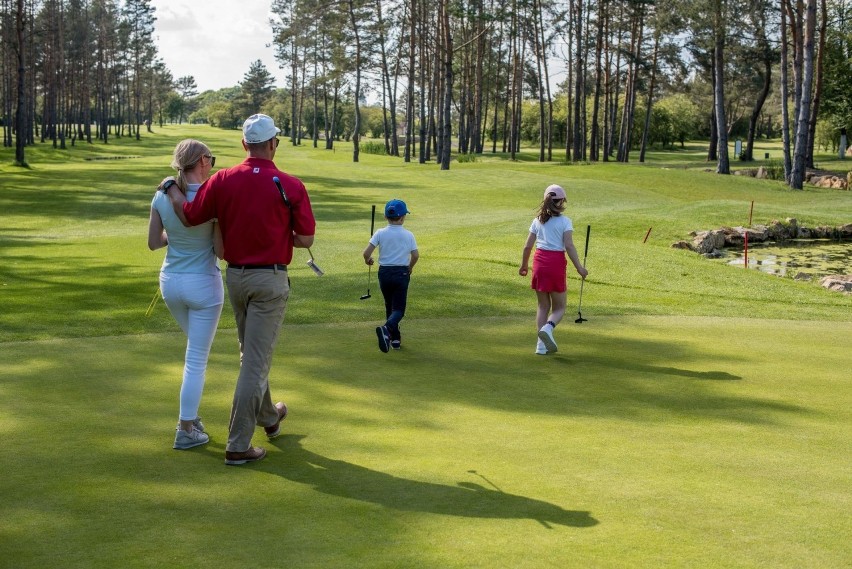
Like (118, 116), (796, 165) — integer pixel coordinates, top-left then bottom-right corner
(363, 199), (419, 352)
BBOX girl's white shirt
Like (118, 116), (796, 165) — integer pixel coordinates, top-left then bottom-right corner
(529, 215), (573, 251)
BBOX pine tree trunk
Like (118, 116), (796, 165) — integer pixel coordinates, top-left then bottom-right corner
(349, 0), (362, 163)
(790, 0), (817, 189)
(639, 30), (659, 163)
(404, 0), (416, 162)
(590, 0), (604, 162)
(420, 4), (429, 163)
(571, 0), (583, 161)
(714, 0), (730, 174)
(805, 0), (826, 169)
(781, 0), (793, 180)
(440, 0), (453, 169)
(14, 0), (27, 165)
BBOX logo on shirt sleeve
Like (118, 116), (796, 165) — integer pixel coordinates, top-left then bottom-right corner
(253, 167), (260, 174)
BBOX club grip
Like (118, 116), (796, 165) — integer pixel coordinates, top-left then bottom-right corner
(370, 205), (376, 235)
(273, 176), (290, 208)
(583, 225), (591, 258)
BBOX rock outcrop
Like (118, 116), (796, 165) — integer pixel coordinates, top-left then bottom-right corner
(809, 175), (848, 190)
(676, 219), (852, 256)
(819, 275), (852, 294)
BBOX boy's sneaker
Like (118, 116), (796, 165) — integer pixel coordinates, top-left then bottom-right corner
(376, 326), (390, 353)
(173, 427), (209, 450)
(538, 324), (558, 353)
(391, 340), (401, 350)
(535, 339), (547, 355)
(175, 417), (205, 433)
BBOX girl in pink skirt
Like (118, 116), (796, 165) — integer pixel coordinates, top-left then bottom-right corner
(519, 184), (589, 355)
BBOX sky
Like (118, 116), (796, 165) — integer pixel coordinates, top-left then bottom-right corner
(150, 0), (287, 93)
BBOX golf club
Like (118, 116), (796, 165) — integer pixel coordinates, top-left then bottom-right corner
(359, 205), (376, 300)
(306, 247), (324, 276)
(575, 224), (591, 324)
(272, 176), (290, 208)
(145, 287), (161, 317)
(274, 176), (323, 276)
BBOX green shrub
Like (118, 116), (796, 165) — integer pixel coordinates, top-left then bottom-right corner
(360, 141), (387, 156)
(456, 152), (478, 163)
(764, 159), (785, 181)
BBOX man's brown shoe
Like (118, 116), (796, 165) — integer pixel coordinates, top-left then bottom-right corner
(264, 402), (288, 439)
(225, 446), (266, 466)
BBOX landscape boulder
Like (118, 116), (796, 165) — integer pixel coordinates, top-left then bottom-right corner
(813, 226), (837, 238)
(718, 226), (769, 246)
(689, 230), (726, 254)
(678, 218), (851, 252)
(819, 275), (852, 294)
(766, 219), (798, 241)
(808, 175), (848, 190)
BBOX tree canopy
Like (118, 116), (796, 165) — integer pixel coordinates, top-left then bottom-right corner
(2, 0), (850, 184)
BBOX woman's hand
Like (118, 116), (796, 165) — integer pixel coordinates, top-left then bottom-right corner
(519, 265), (529, 276)
(157, 176), (176, 192)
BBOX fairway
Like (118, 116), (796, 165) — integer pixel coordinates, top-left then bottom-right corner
(1, 126), (850, 568)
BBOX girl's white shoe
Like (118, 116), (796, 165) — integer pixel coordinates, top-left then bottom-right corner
(538, 324), (558, 353)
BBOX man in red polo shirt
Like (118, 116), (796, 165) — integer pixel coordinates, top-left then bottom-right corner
(166, 114), (316, 465)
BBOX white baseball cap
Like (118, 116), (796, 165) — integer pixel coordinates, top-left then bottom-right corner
(242, 114), (281, 144)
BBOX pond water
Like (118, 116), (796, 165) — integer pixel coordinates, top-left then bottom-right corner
(719, 239), (852, 279)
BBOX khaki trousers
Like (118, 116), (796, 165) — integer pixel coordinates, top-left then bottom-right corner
(225, 267), (289, 452)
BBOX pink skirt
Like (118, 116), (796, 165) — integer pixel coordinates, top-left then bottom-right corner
(531, 249), (567, 292)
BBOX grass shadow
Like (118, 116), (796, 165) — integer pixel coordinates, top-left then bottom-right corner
(263, 435), (598, 529)
(565, 354), (742, 381)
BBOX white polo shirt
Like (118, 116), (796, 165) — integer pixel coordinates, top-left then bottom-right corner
(370, 224), (418, 266)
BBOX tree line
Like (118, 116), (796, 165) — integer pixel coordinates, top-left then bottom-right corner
(0, 0), (172, 165)
(2, 0), (851, 189)
(266, 0), (851, 186)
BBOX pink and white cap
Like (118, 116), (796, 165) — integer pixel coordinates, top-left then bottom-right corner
(544, 184), (566, 200)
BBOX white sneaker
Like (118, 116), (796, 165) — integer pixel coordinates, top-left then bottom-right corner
(173, 427), (209, 450)
(535, 339), (547, 355)
(538, 324), (558, 353)
(175, 417), (205, 433)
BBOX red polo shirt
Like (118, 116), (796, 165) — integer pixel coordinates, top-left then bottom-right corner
(183, 157), (316, 265)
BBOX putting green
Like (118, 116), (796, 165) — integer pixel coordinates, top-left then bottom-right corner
(1, 316), (849, 567)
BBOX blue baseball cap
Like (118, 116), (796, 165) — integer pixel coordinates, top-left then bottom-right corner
(385, 199), (410, 218)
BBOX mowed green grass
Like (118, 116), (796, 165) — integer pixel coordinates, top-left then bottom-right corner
(1, 126), (850, 568)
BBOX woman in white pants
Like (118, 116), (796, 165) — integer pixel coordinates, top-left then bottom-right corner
(148, 139), (224, 449)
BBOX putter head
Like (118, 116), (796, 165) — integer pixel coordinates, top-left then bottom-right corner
(359, 293), (371, 300)
(575, 313), (588, 323)
(306, 259), (324, 277)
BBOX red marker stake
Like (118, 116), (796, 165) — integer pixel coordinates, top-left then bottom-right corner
(643, 227), (652, 243)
